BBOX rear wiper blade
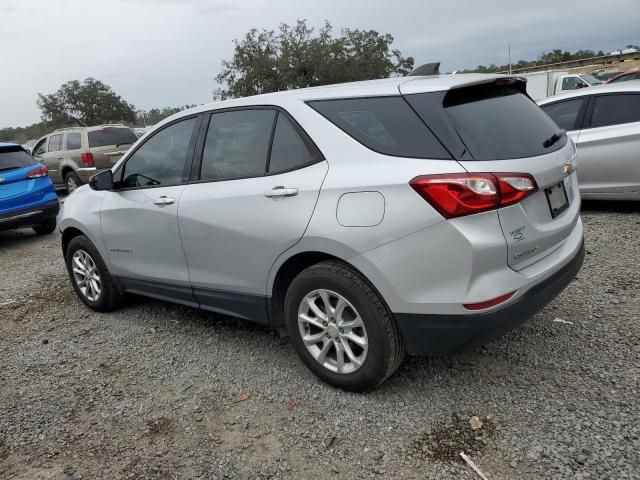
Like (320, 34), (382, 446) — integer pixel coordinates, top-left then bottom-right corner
(543, 130), (566, 148)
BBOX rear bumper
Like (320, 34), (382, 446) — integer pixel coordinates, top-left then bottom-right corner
(394, 239), (585, 356)
(0, 200), (60, 231)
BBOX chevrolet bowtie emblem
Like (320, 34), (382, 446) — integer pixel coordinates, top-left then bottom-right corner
(564, 163), (575, 175)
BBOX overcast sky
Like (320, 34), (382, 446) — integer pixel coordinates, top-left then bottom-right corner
(2, 0), (638, 128)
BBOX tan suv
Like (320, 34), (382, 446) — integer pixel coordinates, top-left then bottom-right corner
(32, 125), (138, 193)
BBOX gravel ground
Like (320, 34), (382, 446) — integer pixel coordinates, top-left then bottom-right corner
(0, 200), (638, 480)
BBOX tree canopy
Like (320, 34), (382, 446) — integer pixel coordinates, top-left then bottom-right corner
(214, 20), (414, 99)
(37, 78), (136, 126)
(466, 48), (610, 73)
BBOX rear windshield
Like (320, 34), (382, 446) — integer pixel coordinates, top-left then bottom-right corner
(88, 127), (137, 148)
(0, 148), (37, 172)
(307, 97), (451, 159)
(433, 84), (567, 160)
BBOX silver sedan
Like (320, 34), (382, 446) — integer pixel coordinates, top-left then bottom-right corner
(539, 82), (640, 200)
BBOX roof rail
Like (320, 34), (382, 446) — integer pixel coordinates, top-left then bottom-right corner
(408, 62), (440, 76)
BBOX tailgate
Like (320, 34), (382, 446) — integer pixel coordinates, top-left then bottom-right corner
(460, 141), (580, 270)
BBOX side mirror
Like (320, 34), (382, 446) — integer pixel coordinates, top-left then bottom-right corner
(89, 169), (113, 191)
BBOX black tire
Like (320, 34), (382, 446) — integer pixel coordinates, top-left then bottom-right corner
(64, 171), (82, 194)
(64, 235), (124, 312)
(284, 261), (405, 392)
(32, 218), (57, 235)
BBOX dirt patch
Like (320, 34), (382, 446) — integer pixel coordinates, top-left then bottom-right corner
(409, 413), (497, 462)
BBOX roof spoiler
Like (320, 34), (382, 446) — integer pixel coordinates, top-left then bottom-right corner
(408, 62), (440, 76)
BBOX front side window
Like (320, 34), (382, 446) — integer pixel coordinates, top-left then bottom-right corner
(66, 132), (82, 150)
(308, 97), (450, 159)
(591, 94), (640, 128)
(541, 98), (585, 131)
(48, 134), (63, 152)
(33, 139), (47, 156)
(200, 109), (275, 181)
(562, 77), (578, 90)
(268, 114), (314, 173)
(120, 117), (196, 188)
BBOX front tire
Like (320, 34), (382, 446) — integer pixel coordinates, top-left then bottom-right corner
(284, 261), (405, 392)
(33, 218), (57, 235)
(64, 235), (124, 312)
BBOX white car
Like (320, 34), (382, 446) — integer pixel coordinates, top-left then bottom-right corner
(59, 74), (584, 391)
(539, 82), (640, 200)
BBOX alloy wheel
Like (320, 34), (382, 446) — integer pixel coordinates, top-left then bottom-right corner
(71, 250), (102, 301)
(298, 289), (368, 374)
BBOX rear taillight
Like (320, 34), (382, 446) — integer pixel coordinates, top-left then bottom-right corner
(81, 152), (94, 167)
(27, 165), (49, 178)
(410, 172), (538, 219)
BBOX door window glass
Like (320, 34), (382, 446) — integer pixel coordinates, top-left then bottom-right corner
(200, 110), (275, 181)
(121, 117), (196, 188)
(541, 98), (585, 131)
(591, 94), (640, 128)
(33, 139), (47, 156)
(66, 132), (82, 150)
(48, 134), (63, 152)
(268, 114), (313, 173)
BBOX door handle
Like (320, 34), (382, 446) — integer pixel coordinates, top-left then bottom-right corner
(264, 186), (298, 198)
(56, 156), (63, 160)
(152, 196), (175, 206)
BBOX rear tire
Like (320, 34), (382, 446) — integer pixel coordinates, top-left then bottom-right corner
(64, 171), (82, 194)
(64, 235), (124, 312)
(33, 218), (57, 235)
(284, 261), (405, 392)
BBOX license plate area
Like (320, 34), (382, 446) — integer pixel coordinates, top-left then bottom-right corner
(545, 181), (569, 218)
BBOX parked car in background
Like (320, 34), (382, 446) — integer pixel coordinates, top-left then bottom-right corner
(605, 68), (640, 83)
(0, 143), (59, 235)
(32, 125), (138, 193)
(59, 74), (584, 391)
(539, 83), (640, 200)
(521, 70), (602, 101)
(593, 70), (621, 82)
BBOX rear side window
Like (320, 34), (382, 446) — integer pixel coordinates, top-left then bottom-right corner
(49, 134), (63, 152)
(308, 97), (451, 159)
(435, 85), (566, 160)
(66, 132), (82, 150)
(0, 148), (37, 172)
(268, 114), (313, 173)
(591, 94), (640, 128)
(88, 128), (137, 148)
(541, 98), (585, 131)
(200, 110), (275, 181)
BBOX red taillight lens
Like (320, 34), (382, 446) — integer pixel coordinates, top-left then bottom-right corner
(464, 291), (516, 310)
(410, 173), (538, 219)
(27, 165), (49, 178)
(81, 152), (94, 167)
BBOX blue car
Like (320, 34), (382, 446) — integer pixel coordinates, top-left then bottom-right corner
(0, 143), (59, 235)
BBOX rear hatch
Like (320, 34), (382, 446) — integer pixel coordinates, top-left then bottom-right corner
(0, 147), (49, 213)
(88, 127), (138, 167)
(402, 78), (579, 271)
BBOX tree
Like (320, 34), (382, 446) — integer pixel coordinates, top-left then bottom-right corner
(214, 20), (414, 99)
(136, 105), (197, 126)
(37, 78), (136, 126)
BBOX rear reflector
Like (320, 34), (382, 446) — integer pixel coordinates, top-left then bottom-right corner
(27, 165), (49, 178)
(410, 173), (538, 219)
(81, 152), (94, 167)
(463, 291), (516, 310)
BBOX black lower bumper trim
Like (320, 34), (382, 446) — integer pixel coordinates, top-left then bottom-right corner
(0, 201), (59, 231)
(394, 239), (585, 356)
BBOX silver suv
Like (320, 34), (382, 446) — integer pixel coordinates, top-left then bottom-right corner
(59, 74), (585, 391)
(33, 124), (138, 193)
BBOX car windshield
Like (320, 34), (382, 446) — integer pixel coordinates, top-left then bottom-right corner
(580, 74), (602, 85)
(0, 148), (37, 172)
(88, 127), (138, 148)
